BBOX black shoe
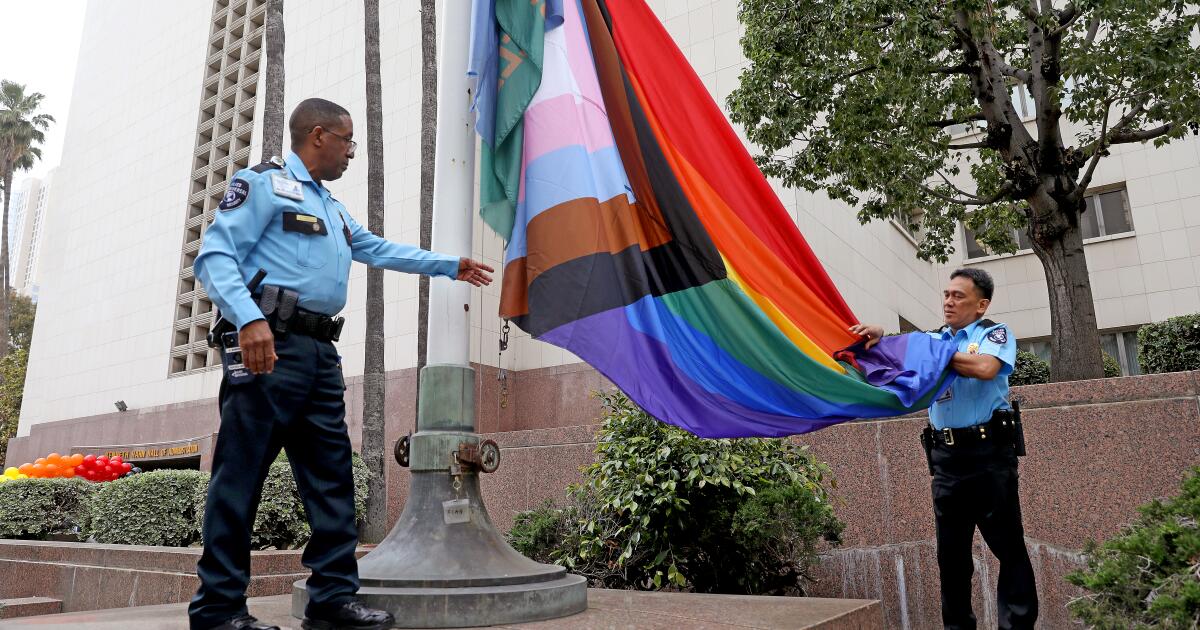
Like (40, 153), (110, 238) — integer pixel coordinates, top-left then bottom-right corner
(210, 614), (281, 630)
(302, 600), (394, 630)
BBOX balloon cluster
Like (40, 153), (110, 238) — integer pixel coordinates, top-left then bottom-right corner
(6, 453), (138, 483)
(0, 467), (29, 483)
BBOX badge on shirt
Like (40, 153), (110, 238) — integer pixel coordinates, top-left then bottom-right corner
(967, 342), (979, 354)
(271, 173), (304, 201)
(987, 327), (1008, 344)
(219, 178), (249, 211)
(283, 212), (328, 235)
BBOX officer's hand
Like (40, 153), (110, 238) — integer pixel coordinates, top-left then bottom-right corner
(239, 320), (277, 374)
(848, 324), (885, 349)
(457, 258), (495, 287)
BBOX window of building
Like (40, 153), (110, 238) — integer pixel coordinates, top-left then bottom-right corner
(169, 0), (267, 376)
(963, 185), (1132, 260)
(1017, 327), (1141, 377)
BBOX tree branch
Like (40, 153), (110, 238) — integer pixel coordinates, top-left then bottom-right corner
(905, 174), (1016, 207)
(1109, 124), (1174, 145)
(948, 140), (992, 150)
(1001, 64), (1032, 83)
(1054, 3), (1082, 34)
(1077, 99), (1112, 194)
(1084, 17), (1100, 45)
(929, 112), (985, 128)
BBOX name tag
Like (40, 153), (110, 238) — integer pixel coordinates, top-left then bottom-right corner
(271, 174), (304, 201)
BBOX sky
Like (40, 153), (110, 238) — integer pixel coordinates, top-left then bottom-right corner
(0, 0), (88, 183)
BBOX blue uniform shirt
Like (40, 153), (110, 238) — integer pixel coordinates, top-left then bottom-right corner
(926, 318), (1017, 430)
(195, 153), (460, 329)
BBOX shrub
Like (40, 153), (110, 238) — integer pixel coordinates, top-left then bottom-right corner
(84, 470), (208, 546)
(1067, 467), (1200, 628)
(507, 390), (843, 595)
(1138, 314), (1200, 374)
(1010, 350), (1050, 386)
(195, 451), (371, 550)
(1103, 353), (1121, 378)
(0, 478), (95, 539)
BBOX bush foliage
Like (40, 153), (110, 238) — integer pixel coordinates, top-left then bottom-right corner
(1067, 467), (1200, 628)
(1138, 315), (1200, 375)
(0, 452), (371, 549)
(0, 477), (95, 539)
(508, 391), (843, 595)
(1010, 350), (1050, 386)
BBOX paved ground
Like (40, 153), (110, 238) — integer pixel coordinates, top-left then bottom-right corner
(0, 589), (880, 629)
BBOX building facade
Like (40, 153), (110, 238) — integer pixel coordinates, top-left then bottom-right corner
(5, 177), (38, 289)
(9, 0), (1199, 462)
(13, 169), (54, 300)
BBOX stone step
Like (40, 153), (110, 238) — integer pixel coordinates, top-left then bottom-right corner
(0, 597), (63, 620)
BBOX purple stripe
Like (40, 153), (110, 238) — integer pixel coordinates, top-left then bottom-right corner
(540, 306), (849, 438)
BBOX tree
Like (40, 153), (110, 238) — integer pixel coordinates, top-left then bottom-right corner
(0, 291), (34, 466)
(259, 0), (285, 162)
(360, 0), (388, 543)
(728, 0), (1200, 382)
(414, 0), (436, 439)
(0, 80), (52, 362)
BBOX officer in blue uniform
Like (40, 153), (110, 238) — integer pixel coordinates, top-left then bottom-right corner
(188, 98), (493, 630)
(851, 268), (1037, 630)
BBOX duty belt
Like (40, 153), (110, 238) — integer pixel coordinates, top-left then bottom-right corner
(927, 409), (1020, 447)
(288, 309), (345, 342)
(253, 286), (344, 342)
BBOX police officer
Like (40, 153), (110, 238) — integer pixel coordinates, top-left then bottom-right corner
(851, 268), (1037, 630)
(189, 98), (494, 630)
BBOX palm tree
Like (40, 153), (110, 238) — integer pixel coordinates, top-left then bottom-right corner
(414, 1), (436, 441)
(360, 0), (388, 543)
(259, 0), (285, 162)
(0, 81), (53, 361)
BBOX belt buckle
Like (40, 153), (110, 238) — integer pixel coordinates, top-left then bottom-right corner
(942, 427), (955, 446)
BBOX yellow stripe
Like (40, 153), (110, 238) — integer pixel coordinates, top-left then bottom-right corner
(723, 255), (847, 375)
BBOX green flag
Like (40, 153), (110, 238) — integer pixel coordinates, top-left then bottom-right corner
(481, 0), (548, 242)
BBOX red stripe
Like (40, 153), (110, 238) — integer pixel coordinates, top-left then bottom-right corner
(603, 0), (857, 324)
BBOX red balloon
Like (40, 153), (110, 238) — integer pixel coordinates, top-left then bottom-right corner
(121, 463), (132, 473)
(75, 465), (86, 476)
(82, 469), (95, 481)
(110, 456), (123, 465)
(96, 456), (110, 467)
(83, 454), (97, 467)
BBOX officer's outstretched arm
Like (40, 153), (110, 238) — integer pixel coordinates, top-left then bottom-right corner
(341, 209), (460, 278)
(950, 353), (1003, 380)
(195, 171), (277, 329)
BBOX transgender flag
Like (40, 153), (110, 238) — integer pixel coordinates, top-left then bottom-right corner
(469, 0), (958, 438)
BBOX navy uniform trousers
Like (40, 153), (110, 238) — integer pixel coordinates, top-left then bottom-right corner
(930, 438), (1038, 630)
(188, 332), (358, 630)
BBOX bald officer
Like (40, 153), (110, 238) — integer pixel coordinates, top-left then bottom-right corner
(189, 98), (493, 630)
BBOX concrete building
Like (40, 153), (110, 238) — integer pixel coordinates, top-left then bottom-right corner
(4, 177), (38, 290)
(11, 170), (55, 300)
(9, 0), (1199, 463)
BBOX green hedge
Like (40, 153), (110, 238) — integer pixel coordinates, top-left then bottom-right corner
(1068, 467), (1200, 627)
(1010, 350), (1050, 386)
(86, 470), (208, 546)
(0, 478), (96, 539)
(0, 453), (371, 548)
(1138, 314), (1200, 374)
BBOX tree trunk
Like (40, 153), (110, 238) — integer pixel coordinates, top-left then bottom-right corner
(415, 0), (436, 419)
(259, 0), (285, 163)
(360, 0), (388, 544)
(0, 163), (12, 359)
(1029, 197), (1104, 382)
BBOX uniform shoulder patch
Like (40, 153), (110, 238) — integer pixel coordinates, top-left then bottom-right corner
(250, 161), (284, 174)
(986, 326), (1008, 344)
(219, 178), (250, 211)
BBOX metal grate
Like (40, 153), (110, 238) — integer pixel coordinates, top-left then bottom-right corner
(169, 0), (267, 376)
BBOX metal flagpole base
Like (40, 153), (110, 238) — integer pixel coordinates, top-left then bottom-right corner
(291, 365), (587, 627)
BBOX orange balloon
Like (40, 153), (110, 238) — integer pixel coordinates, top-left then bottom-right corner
(45, 454), (61, 467)
(30, 463), (45, 477)
(34, 457), (46, 466)
(69, 454), (84, 466)
(61, 466), (75, 478)
(44, 464), (60, 477)
(18, 463), (33, 475)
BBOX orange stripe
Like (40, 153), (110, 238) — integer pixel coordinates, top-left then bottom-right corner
(624, 72), (860, 355)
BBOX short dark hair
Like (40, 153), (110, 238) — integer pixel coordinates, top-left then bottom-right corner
(950, 267), (994, 300)
(288, 98), (351, 149)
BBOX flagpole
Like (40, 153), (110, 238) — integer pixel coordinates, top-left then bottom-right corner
(426, 0), (475, 368)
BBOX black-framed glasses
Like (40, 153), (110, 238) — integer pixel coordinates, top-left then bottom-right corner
(314, 126), (357, 152)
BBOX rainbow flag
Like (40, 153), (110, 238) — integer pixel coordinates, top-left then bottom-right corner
(469, 0), (958, 438)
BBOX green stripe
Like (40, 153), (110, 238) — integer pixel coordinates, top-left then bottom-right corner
(659, 280), (917, 411)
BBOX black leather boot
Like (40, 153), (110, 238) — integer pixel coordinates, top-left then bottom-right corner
(302, 600), (395, 630)
(210, 614), (281, 630)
